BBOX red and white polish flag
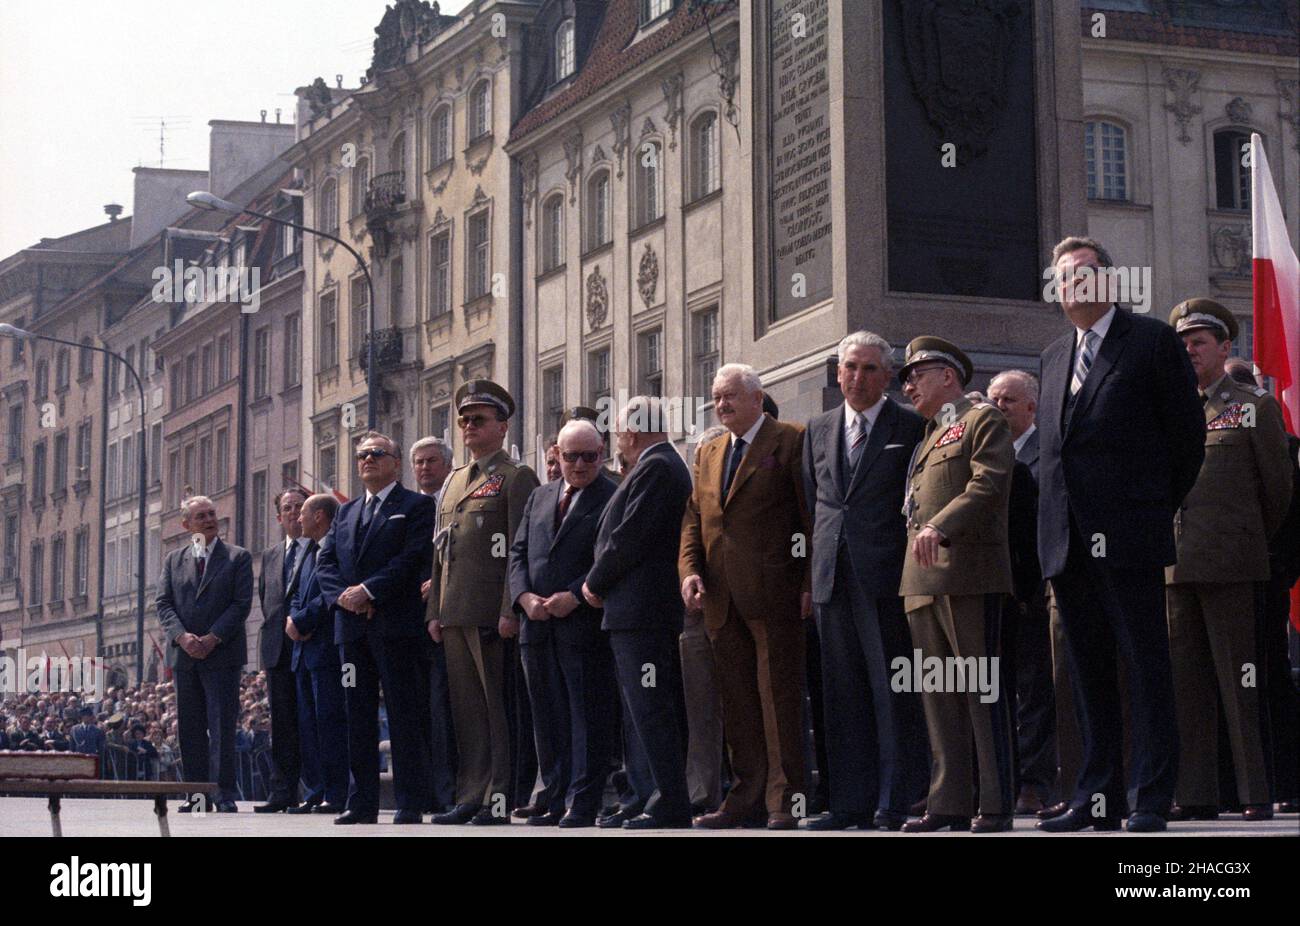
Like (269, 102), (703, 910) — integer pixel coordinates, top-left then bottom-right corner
(1251, 132), (1299, 436)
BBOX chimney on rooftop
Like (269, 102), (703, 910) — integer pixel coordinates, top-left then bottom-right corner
(104, 203), (123, 222)
(260, 109), (267, 123)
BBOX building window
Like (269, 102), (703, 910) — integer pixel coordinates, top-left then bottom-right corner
(320, 178), (339, 233)
(151, 422), (163, 485)
(1214, 129), (1253, 211)
(105, 539), (117, 597)
(30, 541), (44, 606)
(1085, 120), (1128, 201)
(690, 111), (720, 200)
(217, 332), (231, 383)
(183, 443), (195, 498)
(285, 313), (301, 388)
(121, 435), (134, 500)
(642, 0), (672, 24)
(541, 194), (564, 272)
(351, 155), (370, 217)
(430, 106), (452, 166)
(216, 428), (229, 491)
(253, 326), (271, 399)
(320, 445), (337, 493)
(389, 256), (404, 324)
(467, 210), (491, 299)
(50, 536), (65, 601)
(184, 352), (197, 404)
(252, 470), (268, 553)
(634, 140), (662, 227)
(78, 337), (94, 379)
(692, 306), (719, 396)
(153, 330), (165, 373)
(119, 539), (131, 594)
(201, 344), (214, 394)
(555, 20), (575, 81)
(350, 277), (369, 360)
(587, 348), (611, 409)
(586, 170), (611, 250)
(76, 420), (91, 482)
(106, 442), (119, 501)
(199, 435), (212, 495)
(167, 450), (180, 509)
(35, 359), (50, 399)
(124, 346), (135, 393)
(389, 132), (408, 198)
(32, 441), (47, 501)
(169, 364), (182, 410)
(148, 528), (161, 585)
(52, 431), (68, 493)
(542, 365), (564, 442)
(429, 231), (451, 318)
(470, 80), (492, 140)
(281, 460), (298, 492)
(107, 355), (121, 398)
(10, 319), (23, 364)
(319, 292), (338, 370)
(73, 528), (89, 597)
(6, 405), (21, 463)
(637, 328), (664, 396)
(2, 513), (18, 582)
(55, 348), (70, 391)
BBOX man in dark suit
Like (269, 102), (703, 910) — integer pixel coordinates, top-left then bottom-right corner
(801, 331), (928, 830)
(509, 419), (619, 827)
(582, 396), (693, 829)
(254, 488), (309, 813)
(1036, 236), (1205, 833)
(286, 493), (349, 815)
(314, 431), (436, 825)
(156, 495), (253, 812)
(989, 369), (1057, 815)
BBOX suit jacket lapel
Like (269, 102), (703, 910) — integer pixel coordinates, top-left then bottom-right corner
(196, 539), (224, 599)
(846, 399), (894, 499)
(1044, 338), (1072, 436)
(553, 479), (602, 549)
(827, 406), (847, 500)
(266, 543), (285, 600)
(724, 417), (775, 506)
(1070, 309), (1132, 430)
(359, 488), (400, 560)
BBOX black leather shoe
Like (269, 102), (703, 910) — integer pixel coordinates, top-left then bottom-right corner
(470, 808), (511, 825)
(313, 802), (345, 815)
(1126, 811), (1167, 832)
(286, 801), (321, 815)
(596, 807), (642, 829)
(804, 811), (871, 830)
(511, 803), (546, 819)
(873, 810), (908, 831)
(526, 810), (564, 826)
(1277, 799), (1299, 814)
(971, 813), (1014, 833)
(334, 809), (378, 825)
(901, 813), (971, 832)
(1037, 800), (1070, 820)
(1036, 806), (1122, 832)
(624, 813), (692, 829)
(254, 795), (295, 813)
(430, 803), (480, 825)
(392, 810), (423, 824)
(1168, 804), (1218, 821)
(558, 812), (595, 828)
(216, 801), (239, 813)
(1242, 804), (1273, 821)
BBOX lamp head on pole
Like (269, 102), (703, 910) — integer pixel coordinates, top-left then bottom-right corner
(186, 191), (242, 214)
(0, 323), (34, 340)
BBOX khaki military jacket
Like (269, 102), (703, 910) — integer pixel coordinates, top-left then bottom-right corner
(1167, 375), (1293, 584)
(899, 397), (1014, 601)
(426, 448), (539, 627)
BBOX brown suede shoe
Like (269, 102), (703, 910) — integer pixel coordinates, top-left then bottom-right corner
(692, 810), (750, 829)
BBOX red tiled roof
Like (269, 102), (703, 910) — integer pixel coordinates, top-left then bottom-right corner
(510, 0), (736, 143)
(1080, 6), (1299, 57)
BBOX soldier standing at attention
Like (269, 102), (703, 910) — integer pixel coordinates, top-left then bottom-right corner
(427, 380), (540, 825)
(1165, 299), (1292, 822)
(896, 337), (1017, 833)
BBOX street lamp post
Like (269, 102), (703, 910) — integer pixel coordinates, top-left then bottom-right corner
(0, 323), (149, 686)
(186, 191), (378, 430)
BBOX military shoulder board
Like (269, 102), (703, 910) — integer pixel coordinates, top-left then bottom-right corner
(935, 421), (967, 447)
(1207, 403), (1246, 430)
(469, 474), (506, 498)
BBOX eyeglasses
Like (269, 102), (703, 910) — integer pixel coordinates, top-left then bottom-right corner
(561, 451), (601, 463)
(458, 413), (495, 428)
(903, 365), (945, 387)
(354, 448), (393, 461)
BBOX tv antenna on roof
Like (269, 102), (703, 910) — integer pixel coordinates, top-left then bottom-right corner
(131, 116), (192, 168)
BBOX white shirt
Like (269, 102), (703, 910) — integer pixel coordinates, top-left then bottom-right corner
(729, 414), (767, 457)
(1013, 422), (1037, 456)
(843, 395), (886, 446)
(1075, 304), (1117, 348)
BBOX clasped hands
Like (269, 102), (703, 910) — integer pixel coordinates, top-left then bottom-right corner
(177, 632), (221, 660)
(519, 591), (580, 622)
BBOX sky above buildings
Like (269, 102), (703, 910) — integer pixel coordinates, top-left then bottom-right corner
(0, 0), (472, 257)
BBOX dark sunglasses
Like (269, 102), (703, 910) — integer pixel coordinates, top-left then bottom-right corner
(458, 413), (495, 428)
(354, 448), (393, 461)
(561, 451), (600, 463)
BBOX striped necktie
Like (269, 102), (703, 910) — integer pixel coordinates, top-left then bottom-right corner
(847, 411), (869, 471)
(1070, 329), (1099, 396)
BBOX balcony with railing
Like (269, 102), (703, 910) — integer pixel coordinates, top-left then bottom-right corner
(359, 327), (405, 374)
(364, 171), (407, 259)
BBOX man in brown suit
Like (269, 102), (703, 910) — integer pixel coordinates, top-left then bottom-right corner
(680, 363), (813, 830)
(896, 337), (1017, 833)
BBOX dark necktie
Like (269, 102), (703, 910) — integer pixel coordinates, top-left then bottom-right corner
(196, 555), (206, 582)
(358, 495), (379, 549)
(722, 437), (747, 499)
(847, 411), (869, 472)
(282, 540), (298, 587)
(555, 484), (577, 531)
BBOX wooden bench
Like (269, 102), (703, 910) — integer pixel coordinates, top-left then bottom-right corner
(0, 779), (217, 837)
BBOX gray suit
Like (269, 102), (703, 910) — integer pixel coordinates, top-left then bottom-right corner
(156, 538), (253, 802)
(258, 539), (308, 802)
(802, 397), (929, 815)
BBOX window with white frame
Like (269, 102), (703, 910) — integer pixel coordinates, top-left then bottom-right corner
(470, 80), (492, 140)
(1214, 129), (1254, 211)
(555, 20), (575, 81)
(634, 140), (662, 227)
(691, 111), (720, 200)
(319, 178), (339, 233)
(642, 0), (672, 24)
(637, 328), (664, 397)
(542, 365), (564, 441)
(30, 541), (44, 605)
(586, 170), (611, 250)
(692, 306), (719, 396)
(467, 210), (491, 299)
(318, 292), (338, 370)
(351, 156), (371, 217)
(1085, 121), (1128, 201)
(429, 231), (451, 318)
(587, 348), (611, 409)
(74, 528), (88, 597)
(430, 106), (452, 165)
(541, 194), (565, 272)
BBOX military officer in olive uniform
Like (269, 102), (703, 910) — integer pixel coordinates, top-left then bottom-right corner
(1165, 299), (1292, 822)
(427, 380), (541, 825)
(896, 337), (1017, 833)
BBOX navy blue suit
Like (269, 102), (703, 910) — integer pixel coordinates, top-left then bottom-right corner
(1038, 307), (1204, 815)
(508, 473), (618, 817)
(288, 538), (349, 806)
(587, 443), (693, 822)
(314, 483), (436, 815)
